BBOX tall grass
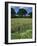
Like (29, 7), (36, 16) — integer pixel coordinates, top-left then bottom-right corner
(11, 18), (32, 39)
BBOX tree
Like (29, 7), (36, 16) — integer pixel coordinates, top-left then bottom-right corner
(17, 8), (27, 17)
(11, 8), (16, 18)
(28, 12), (32, 18)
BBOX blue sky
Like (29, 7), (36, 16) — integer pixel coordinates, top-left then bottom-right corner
(11, 6), (32, 14)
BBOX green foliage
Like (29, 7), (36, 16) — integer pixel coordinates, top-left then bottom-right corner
(28, 12), (32, 18)
(11, 30), (32, 39)
(17, 8), (27, 16)
(11, 8), (32, 18)
(11, 18), (32, 39)
(11, 8), (16, 18)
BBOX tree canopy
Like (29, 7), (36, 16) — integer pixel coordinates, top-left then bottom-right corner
(17, 8), (27, 16)
(28, 12), (32, 18)
(11, 8), (16, 18)
(11, 8), (32, 18)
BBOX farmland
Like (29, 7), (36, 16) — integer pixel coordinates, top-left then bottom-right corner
(11, 18), (32, 39)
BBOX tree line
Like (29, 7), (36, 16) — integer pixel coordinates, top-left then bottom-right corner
(11, 8), (32, 18)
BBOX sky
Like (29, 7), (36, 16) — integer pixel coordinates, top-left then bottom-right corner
(11, 6), (32, 14)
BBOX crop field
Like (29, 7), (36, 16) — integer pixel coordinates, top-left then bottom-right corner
(11, 18), (32, 39)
